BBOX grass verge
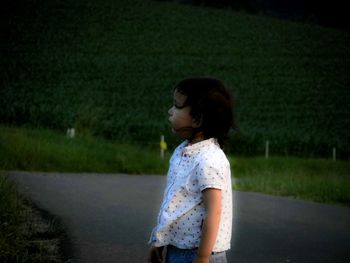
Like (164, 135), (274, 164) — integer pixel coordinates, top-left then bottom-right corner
(0, 174), (72, 263)
(0, 125), (169, 174)
(1, 125), (349, 206)
(231, 157), (350, 206)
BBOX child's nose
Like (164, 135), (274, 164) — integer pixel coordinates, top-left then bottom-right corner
(168, 107), (173, 115)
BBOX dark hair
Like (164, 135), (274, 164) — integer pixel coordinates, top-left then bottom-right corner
(175, 77), (236, 148)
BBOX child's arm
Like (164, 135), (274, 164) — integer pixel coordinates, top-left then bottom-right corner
(194, 188), (222, 263)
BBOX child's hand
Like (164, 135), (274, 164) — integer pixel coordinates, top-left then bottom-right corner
(147, 246), (164, 263)
(193, 255), (210, 263)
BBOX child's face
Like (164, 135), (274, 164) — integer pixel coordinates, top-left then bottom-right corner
(168, 90), (199, 140)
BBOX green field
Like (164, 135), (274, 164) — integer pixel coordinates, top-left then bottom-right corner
(1, 0), (350, 157)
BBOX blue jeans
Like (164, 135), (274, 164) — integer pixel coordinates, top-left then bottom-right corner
(166, 245), (227, 263)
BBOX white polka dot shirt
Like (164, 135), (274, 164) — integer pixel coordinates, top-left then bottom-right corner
(150, 138), (232, 252)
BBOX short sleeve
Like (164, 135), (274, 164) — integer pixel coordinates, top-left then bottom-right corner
(197, 159), (226, 192)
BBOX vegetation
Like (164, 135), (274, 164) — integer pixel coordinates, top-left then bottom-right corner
(0, 125), (169, 174)
(0, 175), (69, 262)
(1, 0), (349, 158)
(1, 125), (349, 206)
(232, 157), (350, 206)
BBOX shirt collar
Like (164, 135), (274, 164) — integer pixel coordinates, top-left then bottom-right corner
(182, 138), (218, 156)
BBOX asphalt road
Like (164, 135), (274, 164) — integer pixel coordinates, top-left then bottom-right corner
(6, 172), (350, 263)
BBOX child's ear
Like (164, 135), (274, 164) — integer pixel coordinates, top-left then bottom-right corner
(192, 115), (202, 128)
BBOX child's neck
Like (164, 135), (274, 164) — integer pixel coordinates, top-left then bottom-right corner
(189, 131), (205, 145)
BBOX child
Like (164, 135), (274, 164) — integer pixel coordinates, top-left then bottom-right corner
(148, 77), (235, 263)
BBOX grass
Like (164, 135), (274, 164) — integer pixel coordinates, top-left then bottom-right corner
(1, 125), (349, 206)
(0, 125), (169, 174)
(231, 157), (350, 206)
(0, 175), (69, 263)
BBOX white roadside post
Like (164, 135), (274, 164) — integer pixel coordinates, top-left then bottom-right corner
(265, 140), (269, 159)
(67, 128), (75, 138)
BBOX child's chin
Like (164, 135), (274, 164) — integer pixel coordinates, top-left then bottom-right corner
(171, 128), (180, 136)
(175, 132), (191, 141)
(170, 128), (181, 136)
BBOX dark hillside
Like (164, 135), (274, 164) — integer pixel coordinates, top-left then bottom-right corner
(166, 0), (349, 31)
(1, 0), (349, 158)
